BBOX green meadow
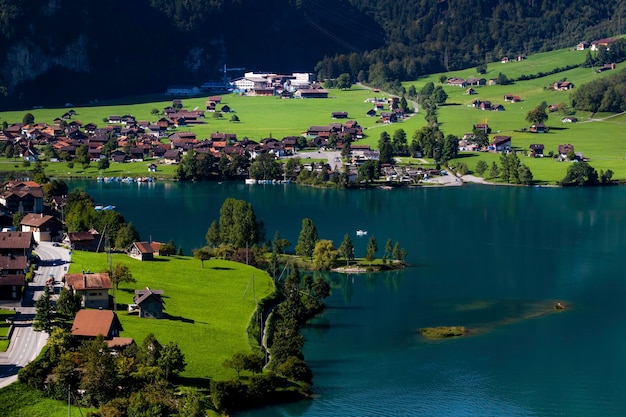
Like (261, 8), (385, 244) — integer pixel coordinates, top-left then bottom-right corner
(2, 45), (626, 183)
(0, 87), (424, 149)
(69, 250), (274, 382)
(402, 47), (626, 183)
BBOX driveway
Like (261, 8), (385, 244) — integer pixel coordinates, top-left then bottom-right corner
(0, 241), (71, 388)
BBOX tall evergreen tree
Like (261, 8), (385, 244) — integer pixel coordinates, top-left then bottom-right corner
(295, 218), (318, 260)
(34, 285), (54, 333)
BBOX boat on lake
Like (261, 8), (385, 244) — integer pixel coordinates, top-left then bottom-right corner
(356, 229), (368, 236)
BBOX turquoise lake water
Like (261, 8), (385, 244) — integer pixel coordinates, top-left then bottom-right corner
(70, 180), (626, 416)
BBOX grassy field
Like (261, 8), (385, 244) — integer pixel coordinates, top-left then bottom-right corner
(69, 250), (274, 382)
(0, 86), (424, 149)
(0, 382), (94, 417)
(402, 46), (626, 183)
(1, 45), (626, 184)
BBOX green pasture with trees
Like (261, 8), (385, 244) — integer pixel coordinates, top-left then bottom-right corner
(2, 45), (626, 185)
(68, 250), (274, 381)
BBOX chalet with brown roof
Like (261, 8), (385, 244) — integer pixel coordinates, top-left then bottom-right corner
(380, 112), (397, 123)
(332, 112), (348, 119)
(134, 288), (165, 318)
(558, 144), (575, 158)
(465, 88), (477, 95)
(0, 232), (35, 259)
(492, 136), (512, 152)
(295, 88), (328, 98)
(128, 241), (155, 261)
(466, 77), (486, 86)
(162, 149), (181, 164)
(492, 103), (505, 111)
(591, 38), (618, 51)
(596, 63), (616, 73)
(530, 123), (546, 133)
(71, 310), (121, 339)
(0, 274), (24, 300)
(553, 81), (574, 91)
(66, 230), (101, 252)
(0, 181), (44, 215)
(447, 77), (467, 87)
(208, 96), (222, 103)
(20, 213), (63, 243)
(529, 144), (544, 157)
(210, 132), (237, 142)
(64, 272), (112, 309)
(108, 115), (122, 123)
(366, 108), (377, 117)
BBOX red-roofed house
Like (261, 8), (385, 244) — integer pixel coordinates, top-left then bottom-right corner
(71, 309), (121, 339)
(20, 213), (63, 242)
(128, 241), (156, 261)
(64, 272), (112, 309)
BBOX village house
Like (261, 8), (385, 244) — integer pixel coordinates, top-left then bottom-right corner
(0, 231), (35, 259)
(530, 123), (546, 133)
(133, 288), (165, 319)
(0, 181), (44, 214)
(529, 144), (545, 157)
(66, 230), (101, 252)
(577, 41), (590, 50)
(64, 272), (112, 309)
(596, 63), (616, 73)
(128, 241), (156, 261)
(558, 144), (575, 160)
(591, 38), (618, 51)
(0, 253), (28, 300)
(553, 81), (575, 91)
(447, 77), (467, 87)
(20, 213), (63, 243)
(491, 136), (512, 152)
(71, 309), (122, 340)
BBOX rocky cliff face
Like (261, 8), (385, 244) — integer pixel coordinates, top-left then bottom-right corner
(2, 34), (91, 92)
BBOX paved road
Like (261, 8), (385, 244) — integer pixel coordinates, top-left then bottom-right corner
(0, 241), (71, 388)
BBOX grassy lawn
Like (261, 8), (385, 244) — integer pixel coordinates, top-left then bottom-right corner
(0, 382), (94, 417)
(69, 251), (274, 382)
(401, 46), (626, 183)
(0, 86), (424, 148)
(1, 45), (625, 184)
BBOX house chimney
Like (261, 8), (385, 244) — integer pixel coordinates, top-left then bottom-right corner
(83, 274), (87, 289)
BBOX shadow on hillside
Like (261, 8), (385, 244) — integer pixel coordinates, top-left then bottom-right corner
(210, 266), (234, 271)
(148, 257), (171, 262)
(172, 375), (210, 387)
(163, 313), (195, 324)
(454, 153), (479, 159)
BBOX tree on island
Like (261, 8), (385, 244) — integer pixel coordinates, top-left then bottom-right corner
(312, 240), (338, 270)
(392, 242), (407, 262)
(295, 218), (318, 260)
(365, 236), (378, 265)
(338, 234), (355, 266)
(214, 198), (264, 249)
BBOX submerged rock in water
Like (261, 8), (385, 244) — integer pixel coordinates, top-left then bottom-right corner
(419, 326), (467, 339)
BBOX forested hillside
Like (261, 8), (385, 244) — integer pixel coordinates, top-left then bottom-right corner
(0, 0), (624, 108)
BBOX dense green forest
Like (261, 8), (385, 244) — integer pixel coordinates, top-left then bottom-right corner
(0, 0), (625, 108)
